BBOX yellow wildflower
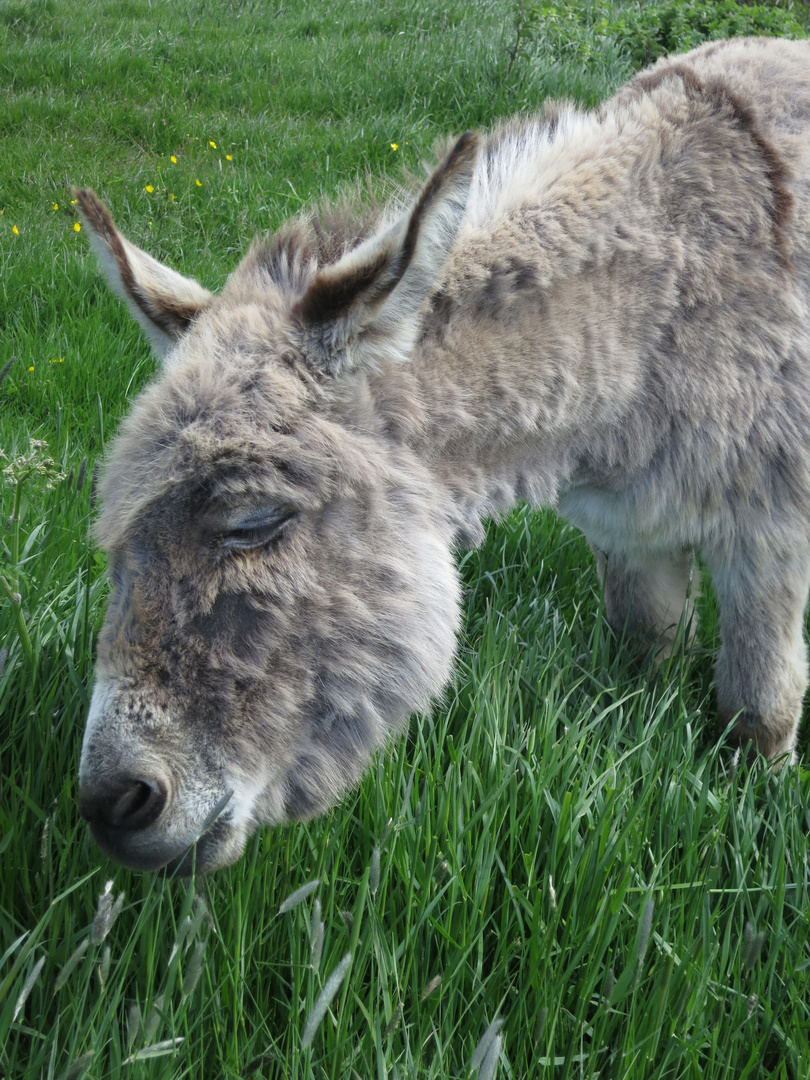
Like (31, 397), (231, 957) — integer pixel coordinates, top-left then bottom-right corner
(145, 185), (154, 193)
(12, 224), (19, 235)
(53, 202), (59, 211)
(170, 155), (177, 163)
(226, 154), (233, 162)
(49, 357), (64, 364)
(195, 179), (202, 187)
(209, 140), (217, 149)
(391, 143), (399, 151)
(169, 193), (176, 200)
(71, 198), (78, 205)
(28, 365), (34, 372)
(73, 223), (81, 232)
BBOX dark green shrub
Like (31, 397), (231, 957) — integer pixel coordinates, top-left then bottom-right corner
(520, 0), (807, 78)
(609, 0), (808, 69)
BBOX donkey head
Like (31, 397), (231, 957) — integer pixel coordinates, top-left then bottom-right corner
(77, 134), (478, 873)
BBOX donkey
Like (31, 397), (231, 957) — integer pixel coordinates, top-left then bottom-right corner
(77, 37), (810, 873)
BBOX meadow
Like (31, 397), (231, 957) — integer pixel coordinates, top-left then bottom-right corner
(1, 0), (809, 1077)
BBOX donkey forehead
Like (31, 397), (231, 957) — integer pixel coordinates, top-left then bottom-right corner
(95, 333), (383, 550)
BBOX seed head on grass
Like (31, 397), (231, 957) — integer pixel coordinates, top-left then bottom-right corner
(310, 898), (324, 970)
(123, 1038), (184, 1064)
(169, 916), (193, 964)
(383, 1002), (403, 1039)
(548, 875), (557, 911)
(370, 846), (380, 896)
(278, 878), (320, 915)
(470, 1018), (504, 1073)
(182, 941), (206, 1002)
(300, 952), (352, 1050)
(311, 922), (324, 970)
(12, 955), (46, 1022)
(75, 456), (88, 492)
(144, 992), (165, 1043)
(97, 944), (111, 989)
(478, 1034), (503, 1080)
(54, 936), (90, 992)
(189, 894), (210, 937)
(0, 356), (16, 385)
(310, 897), (322, 940)
(637, 896), (654, 973)
(59, 1049), (94, 1080)
(532, 1007), (547, 1047)
(127, 1002), (141, 1048)
(91, 880), (124, 945)
(602, 966), (616, 1007)
(742, 921), (766, 970)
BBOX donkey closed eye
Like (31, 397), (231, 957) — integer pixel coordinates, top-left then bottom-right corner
(215, 508), (297, 555)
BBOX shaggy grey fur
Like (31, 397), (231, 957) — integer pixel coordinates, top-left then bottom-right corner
(76, 38), (810, 872)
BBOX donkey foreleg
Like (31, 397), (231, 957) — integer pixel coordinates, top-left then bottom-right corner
(704, 542), (810, 763)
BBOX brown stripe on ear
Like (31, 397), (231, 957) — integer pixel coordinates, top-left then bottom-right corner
(294, 131), (479, 329)
(135, 289), (199, 337)
(74, 187), (199, 338)
(398, 130), (478, 282)
(74, 187), (138, 294)
(294, 247), (391, 326)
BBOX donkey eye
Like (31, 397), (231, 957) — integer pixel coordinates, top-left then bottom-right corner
(217, 508), (297, 555)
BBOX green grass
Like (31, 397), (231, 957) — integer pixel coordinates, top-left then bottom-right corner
(1, 1), (809, 1077)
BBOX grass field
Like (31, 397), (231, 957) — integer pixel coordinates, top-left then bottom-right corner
(2, 0), (810, 1077)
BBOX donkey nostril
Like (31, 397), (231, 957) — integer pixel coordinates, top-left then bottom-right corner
(79, 776), (168, 831)
(111, 780), (159, 828)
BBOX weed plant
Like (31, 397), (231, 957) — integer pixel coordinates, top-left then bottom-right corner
(1, 1), (809, 1077)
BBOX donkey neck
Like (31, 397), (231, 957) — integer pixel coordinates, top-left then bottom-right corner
(403, 216), (674, 545)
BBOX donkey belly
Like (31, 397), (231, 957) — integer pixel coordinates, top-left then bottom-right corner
(556, 484), (684, 556)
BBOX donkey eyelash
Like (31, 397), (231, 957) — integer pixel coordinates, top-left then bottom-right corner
(216, 508), (297, 555)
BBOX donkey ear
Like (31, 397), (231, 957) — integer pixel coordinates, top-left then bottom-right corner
(295, 131), (479, 374)
(74, 188), (215, 362)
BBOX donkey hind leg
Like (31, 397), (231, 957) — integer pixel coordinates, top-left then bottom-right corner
(592, 547), (698, 661)
(705, 543), (810, 763)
